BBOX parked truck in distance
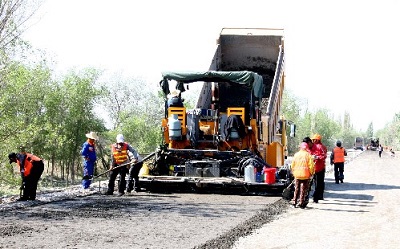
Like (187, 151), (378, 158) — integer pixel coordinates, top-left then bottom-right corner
(368, 137), (379, 151)
(139, 28), (293, 194)
(354, 137), (364, 151)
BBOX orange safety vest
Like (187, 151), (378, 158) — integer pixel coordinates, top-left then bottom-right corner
(112, 143), (128, 165)
(333, 147), (345, 163)
(18, 153), (41, 177)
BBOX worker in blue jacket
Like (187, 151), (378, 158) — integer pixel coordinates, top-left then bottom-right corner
(80, 131), (98, 189)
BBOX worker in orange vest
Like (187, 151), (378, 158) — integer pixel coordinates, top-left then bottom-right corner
(8, 146), (44, 201)
(330, 140), (347, 184)
(105, 134), (141, 196)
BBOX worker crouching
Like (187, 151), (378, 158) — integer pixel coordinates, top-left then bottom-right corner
(8, 146), (44, 201)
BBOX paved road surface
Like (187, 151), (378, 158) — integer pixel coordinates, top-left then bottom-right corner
(233, 150), (400, 249)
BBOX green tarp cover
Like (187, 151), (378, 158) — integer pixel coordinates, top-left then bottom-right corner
(162, 71), (264, 98)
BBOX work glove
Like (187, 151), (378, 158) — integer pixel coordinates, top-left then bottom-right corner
(82, 175), (91, 180)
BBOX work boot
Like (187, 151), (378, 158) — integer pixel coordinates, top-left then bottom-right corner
(17, 197), (27, 201)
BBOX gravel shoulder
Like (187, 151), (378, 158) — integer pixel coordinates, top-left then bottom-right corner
(233, 150), (400, 249)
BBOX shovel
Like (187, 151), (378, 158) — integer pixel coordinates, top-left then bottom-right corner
(89, 152), (155, 192)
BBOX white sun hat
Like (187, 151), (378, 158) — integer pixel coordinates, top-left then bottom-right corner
(85, 131), (99, 140)
(168, 89), (181, 98)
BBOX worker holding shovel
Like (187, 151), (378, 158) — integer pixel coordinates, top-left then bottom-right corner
(80, 131), (99, 190)
(8, 146), (44, 201)
(105, 134), (141, 196)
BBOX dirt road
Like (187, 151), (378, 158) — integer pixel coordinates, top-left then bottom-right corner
(233, 150), (400, 249)
(0, 182), (282, 249)
(1, 149), (395, 249)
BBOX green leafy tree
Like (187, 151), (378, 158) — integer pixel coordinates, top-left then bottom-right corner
(58, 69), (105, 182)
(0, 61), (52, 187)
(97, 74), (164, 153)
(366, 122), (374, 139)
(310, 108), (341, 150)
(281, 90), (304, 155)
(338, 112), (357, 149)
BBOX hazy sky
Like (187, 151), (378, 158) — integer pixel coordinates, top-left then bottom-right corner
(22, 0), (400, 131)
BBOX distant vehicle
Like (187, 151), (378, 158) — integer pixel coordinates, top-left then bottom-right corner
(369, 138), (379, 151)
(354, 137), (364, 151)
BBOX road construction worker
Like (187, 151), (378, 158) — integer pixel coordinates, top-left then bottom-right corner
(378, 144), (384, 157)
(127, 153), (143, 193)
(290, 142), (315, 208)
(310, 133), (327, 203)
(330, 140), (347, 184)
(302, 136), (313, 153)
(167, 89), (184, 108)
(8, 146), (44, 201)
(106, 134), (141, 196)
(80, 131), (98, 189)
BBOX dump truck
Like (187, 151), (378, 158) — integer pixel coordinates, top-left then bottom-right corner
(369, 137), (379, 151)
(139, 28), (294, 194)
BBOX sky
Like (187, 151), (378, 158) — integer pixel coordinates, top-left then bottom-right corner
(22, 0), (400, 131)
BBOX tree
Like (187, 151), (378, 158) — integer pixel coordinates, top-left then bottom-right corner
(310, 108), (341, 150)
(0, 61), (52, 187)
(96, 74), (164, 153)
(0, 0), (43, 62)
(338, 112), (357, 149)
(56, 68), (105, 182)
(281, 89), (305, 155)
(366, 122), (374, 139)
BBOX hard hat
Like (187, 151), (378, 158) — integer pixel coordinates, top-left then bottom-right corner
(116, 134), (124, 143)
(311, 134), (322, 140)
(336, 140), (342, 147)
